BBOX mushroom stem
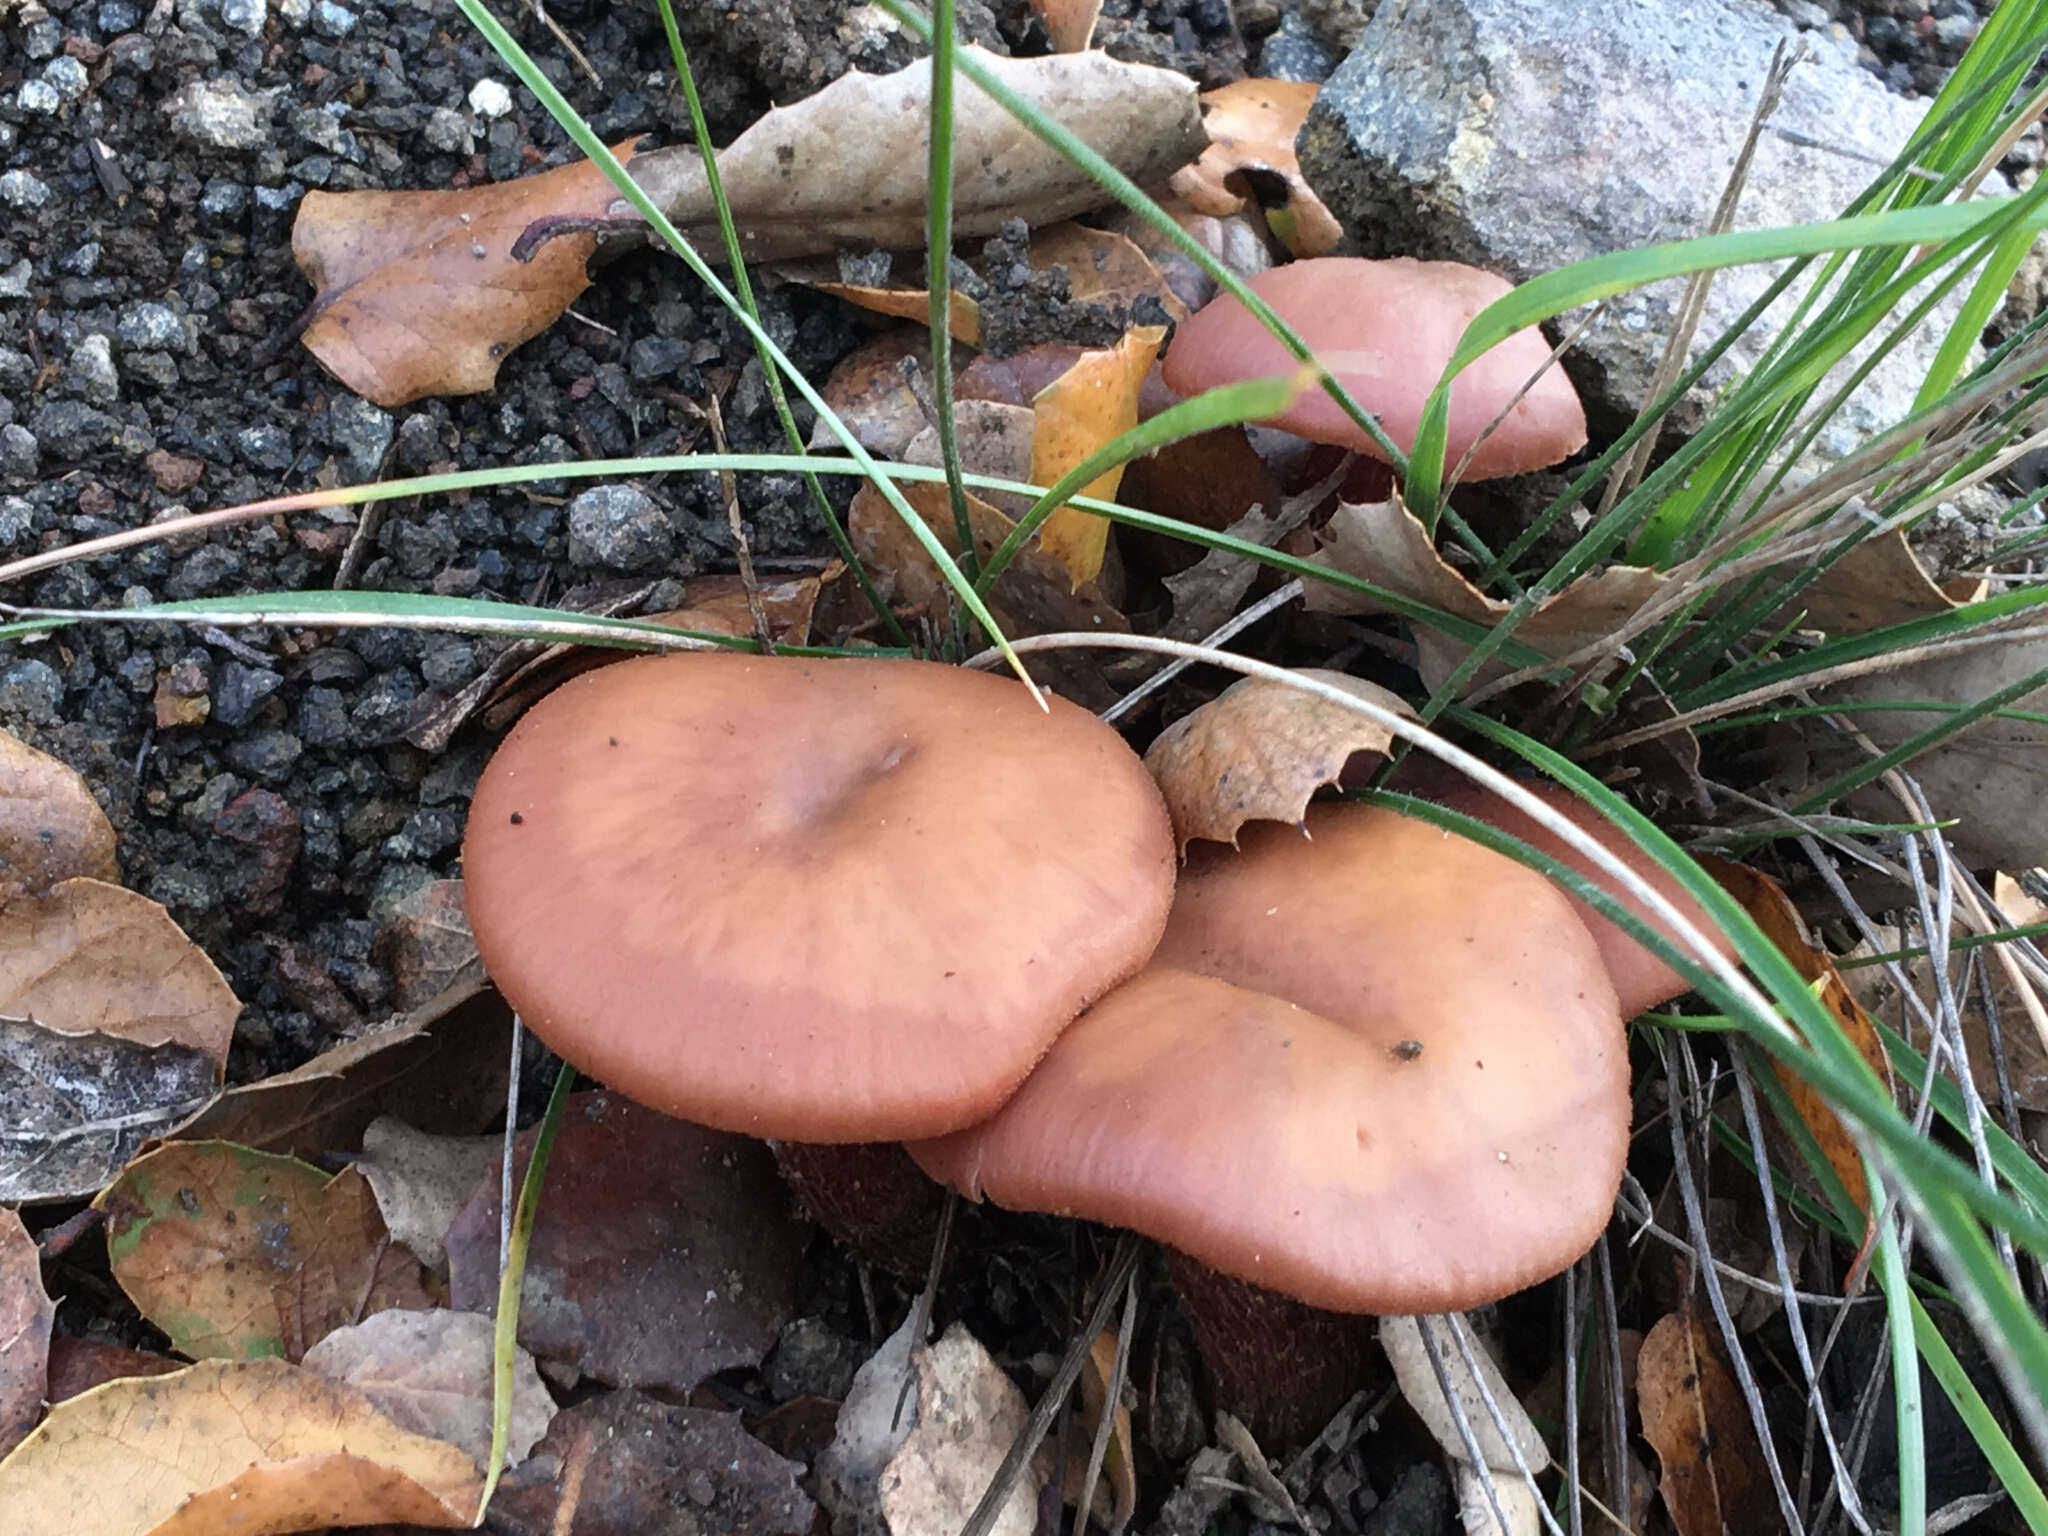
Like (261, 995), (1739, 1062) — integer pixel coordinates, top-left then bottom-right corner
(770, 1140), (950, 1281)
(1167, 1250), (1379, 1452)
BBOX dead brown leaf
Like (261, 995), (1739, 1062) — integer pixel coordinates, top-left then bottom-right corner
(169, 982), (511, 1159)
(95, 1141), (427, 1362)
(1144, 670), (1418, 849)
(1, 1014), (220, 1203)
(0, 877), (238, 1060)
(1101, 193), (1274, 314)
(445, 1093), (806, 1394)
(1033, 324), (1165, 587)
(0, 1356), (481, 1533)
(272, 1166), (438, 1360)
(1028, 221), (1189, 324)
(0, 1208), (51, 1458)
(294, 143), (646, 407)
(1790, 527), (1961, 633)
(1169, 79), (1342, 258)
(1637, 1311), (1782, 1536)
(0, 730), (118, 899)
(376, 878), (483, 1013)
(302, 1307), (552, 1471)
(1306, 498), (1671, 696)
(626, 48), (1204, 262)
(1030, 0), (1104, 51)
(1701, 857), (1892, 1226)
(1117, 423), (1284, 579)
(486, 1390), (816, 1536)
(355, 1116), (502, 1272)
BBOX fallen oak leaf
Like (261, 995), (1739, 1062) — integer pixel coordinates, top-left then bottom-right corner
(1637, 1310), (1778, 1536)
(1144, 669), (1418, 850)
(0, 729), (118, 899)
(0, 1356), (482, 1534)
(624, 48), (1205, 263)
(0, 1207), (52, 1458)
(0, 877), (239, 1060)
(292, 141), (648, 407)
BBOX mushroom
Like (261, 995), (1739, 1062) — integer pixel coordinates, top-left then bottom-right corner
(911, 802), (1628, 1445)
(1388, 762), (1736, 1017)
(1160, 256), (1588, 480)
(461, 651), (1178, 1263)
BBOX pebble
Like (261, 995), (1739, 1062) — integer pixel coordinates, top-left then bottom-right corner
(17, 80), (64, 116)
(41, 56), (91, 106)
(234, 422), (295, 472)
(0, 661), (65, 723)
(297, 686), (350, 745)
(468, 78), (513, 119)
(98, 0), (142, 29)
(567, 483), (674, 571)
(328, 395), (394, 482)
(0, 172), (51, 208)
(119, 302), (186, 352)
(225, 730), (304, 783)
(0, 499), (35, 551)
(165, 79), (278, 150)
(28, 401), (116, 459)
(67, 335), (119, 408)
(628, 335), (691, 381)
(219, 0), (267, 36)
(311, 1), (356, 38)
(0, 427), (36, 484)
(213, 661), (284, 727)
(214, 788), (300, 917)
(0, 260), (31, 298)
(422, 106), (473, 154)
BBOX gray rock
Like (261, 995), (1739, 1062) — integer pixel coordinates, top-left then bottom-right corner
(41, 56), (90, 107)
(0, 426), (36, 484)
(628, 335), (690, 381)
(165, 79), (279, 150)
(0, 260), (31, 298)
(234, 422), (295, 471)
(118, 302), (185, 351)
(226, 730), (304, 782)
(220, 0), (267, 35)
(312, 1), (356, 37)
(1259, 11), (1342, 83)
(0, 171), (51, 208)
(0, 661), (64, 723)
(0, 498), (35, 551)
(1297, 0), (1974, 453)
(214, 661), (284, 727)
(567, 483), (674, 570)
(67, 335), (119, 408)
(328, 394), (394, 481)
(421, 106), (473, 154)
(99, 1), (143, 31)
(28, 401), (117, 459)
(16, 80), (64, 116)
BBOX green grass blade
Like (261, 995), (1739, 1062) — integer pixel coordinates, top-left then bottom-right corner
(924, 0), (977, 581)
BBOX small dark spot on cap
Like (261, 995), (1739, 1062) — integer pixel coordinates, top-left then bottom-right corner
(1392, 1039), (1423, 1061)
(608, 736), (620, 746)
(509, 811), (524, 825)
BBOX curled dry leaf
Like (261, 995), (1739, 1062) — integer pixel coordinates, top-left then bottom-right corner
(0, 877), (239, 1060)
(0, 1208), (52, 1458)
(0, 729), (118, 899)
(0, 1015), (219, 1203)
(813, 282), (983, 345)
(445, 1093), (806, 1394)
(95, 1141), (427, 1362)
(1145, 670), (1418, 850)
(1169, 79), (1342, 257)
(355, 1116), (501, 1272)
(486, 1390), (816, 1536)
(1786, 526), (1962, 634)
(0, 1356), (481, 1534)
(302, 1307), (552, 1472)
(1700, 856), (1891, 1226)
(1101, 194), (1274, 314)
(1637, 1311), (1778, 1536)
(1306, 498), (1670, 694)
(169, 982), (511, 1159)
(293, 143), (647, 407)
(626, 48), (1205, 262)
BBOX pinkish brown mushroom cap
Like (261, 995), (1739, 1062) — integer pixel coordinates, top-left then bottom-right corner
(1161, 257), (1588, 479)
(463, 652), (1177, 1142)
(912, 803), (1629, 1312)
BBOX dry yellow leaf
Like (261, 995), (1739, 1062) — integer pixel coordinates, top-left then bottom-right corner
(1032, 324), (1164, 587)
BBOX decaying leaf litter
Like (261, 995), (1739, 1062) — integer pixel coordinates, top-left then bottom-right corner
(4, 3), (2048, 1536)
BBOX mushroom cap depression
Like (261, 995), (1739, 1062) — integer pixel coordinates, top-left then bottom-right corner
(1160, 257), (1588, 479)
(913, 803), (1629, 1312)
(463, 653), (1177, 1142)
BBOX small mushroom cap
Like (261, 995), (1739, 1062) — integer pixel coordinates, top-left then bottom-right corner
(463, 653), (1176, 1142)
(1160, 257), (1588, 478)
(1393, 767), (1734, 1016)
(913, 804), (1628, 1312)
